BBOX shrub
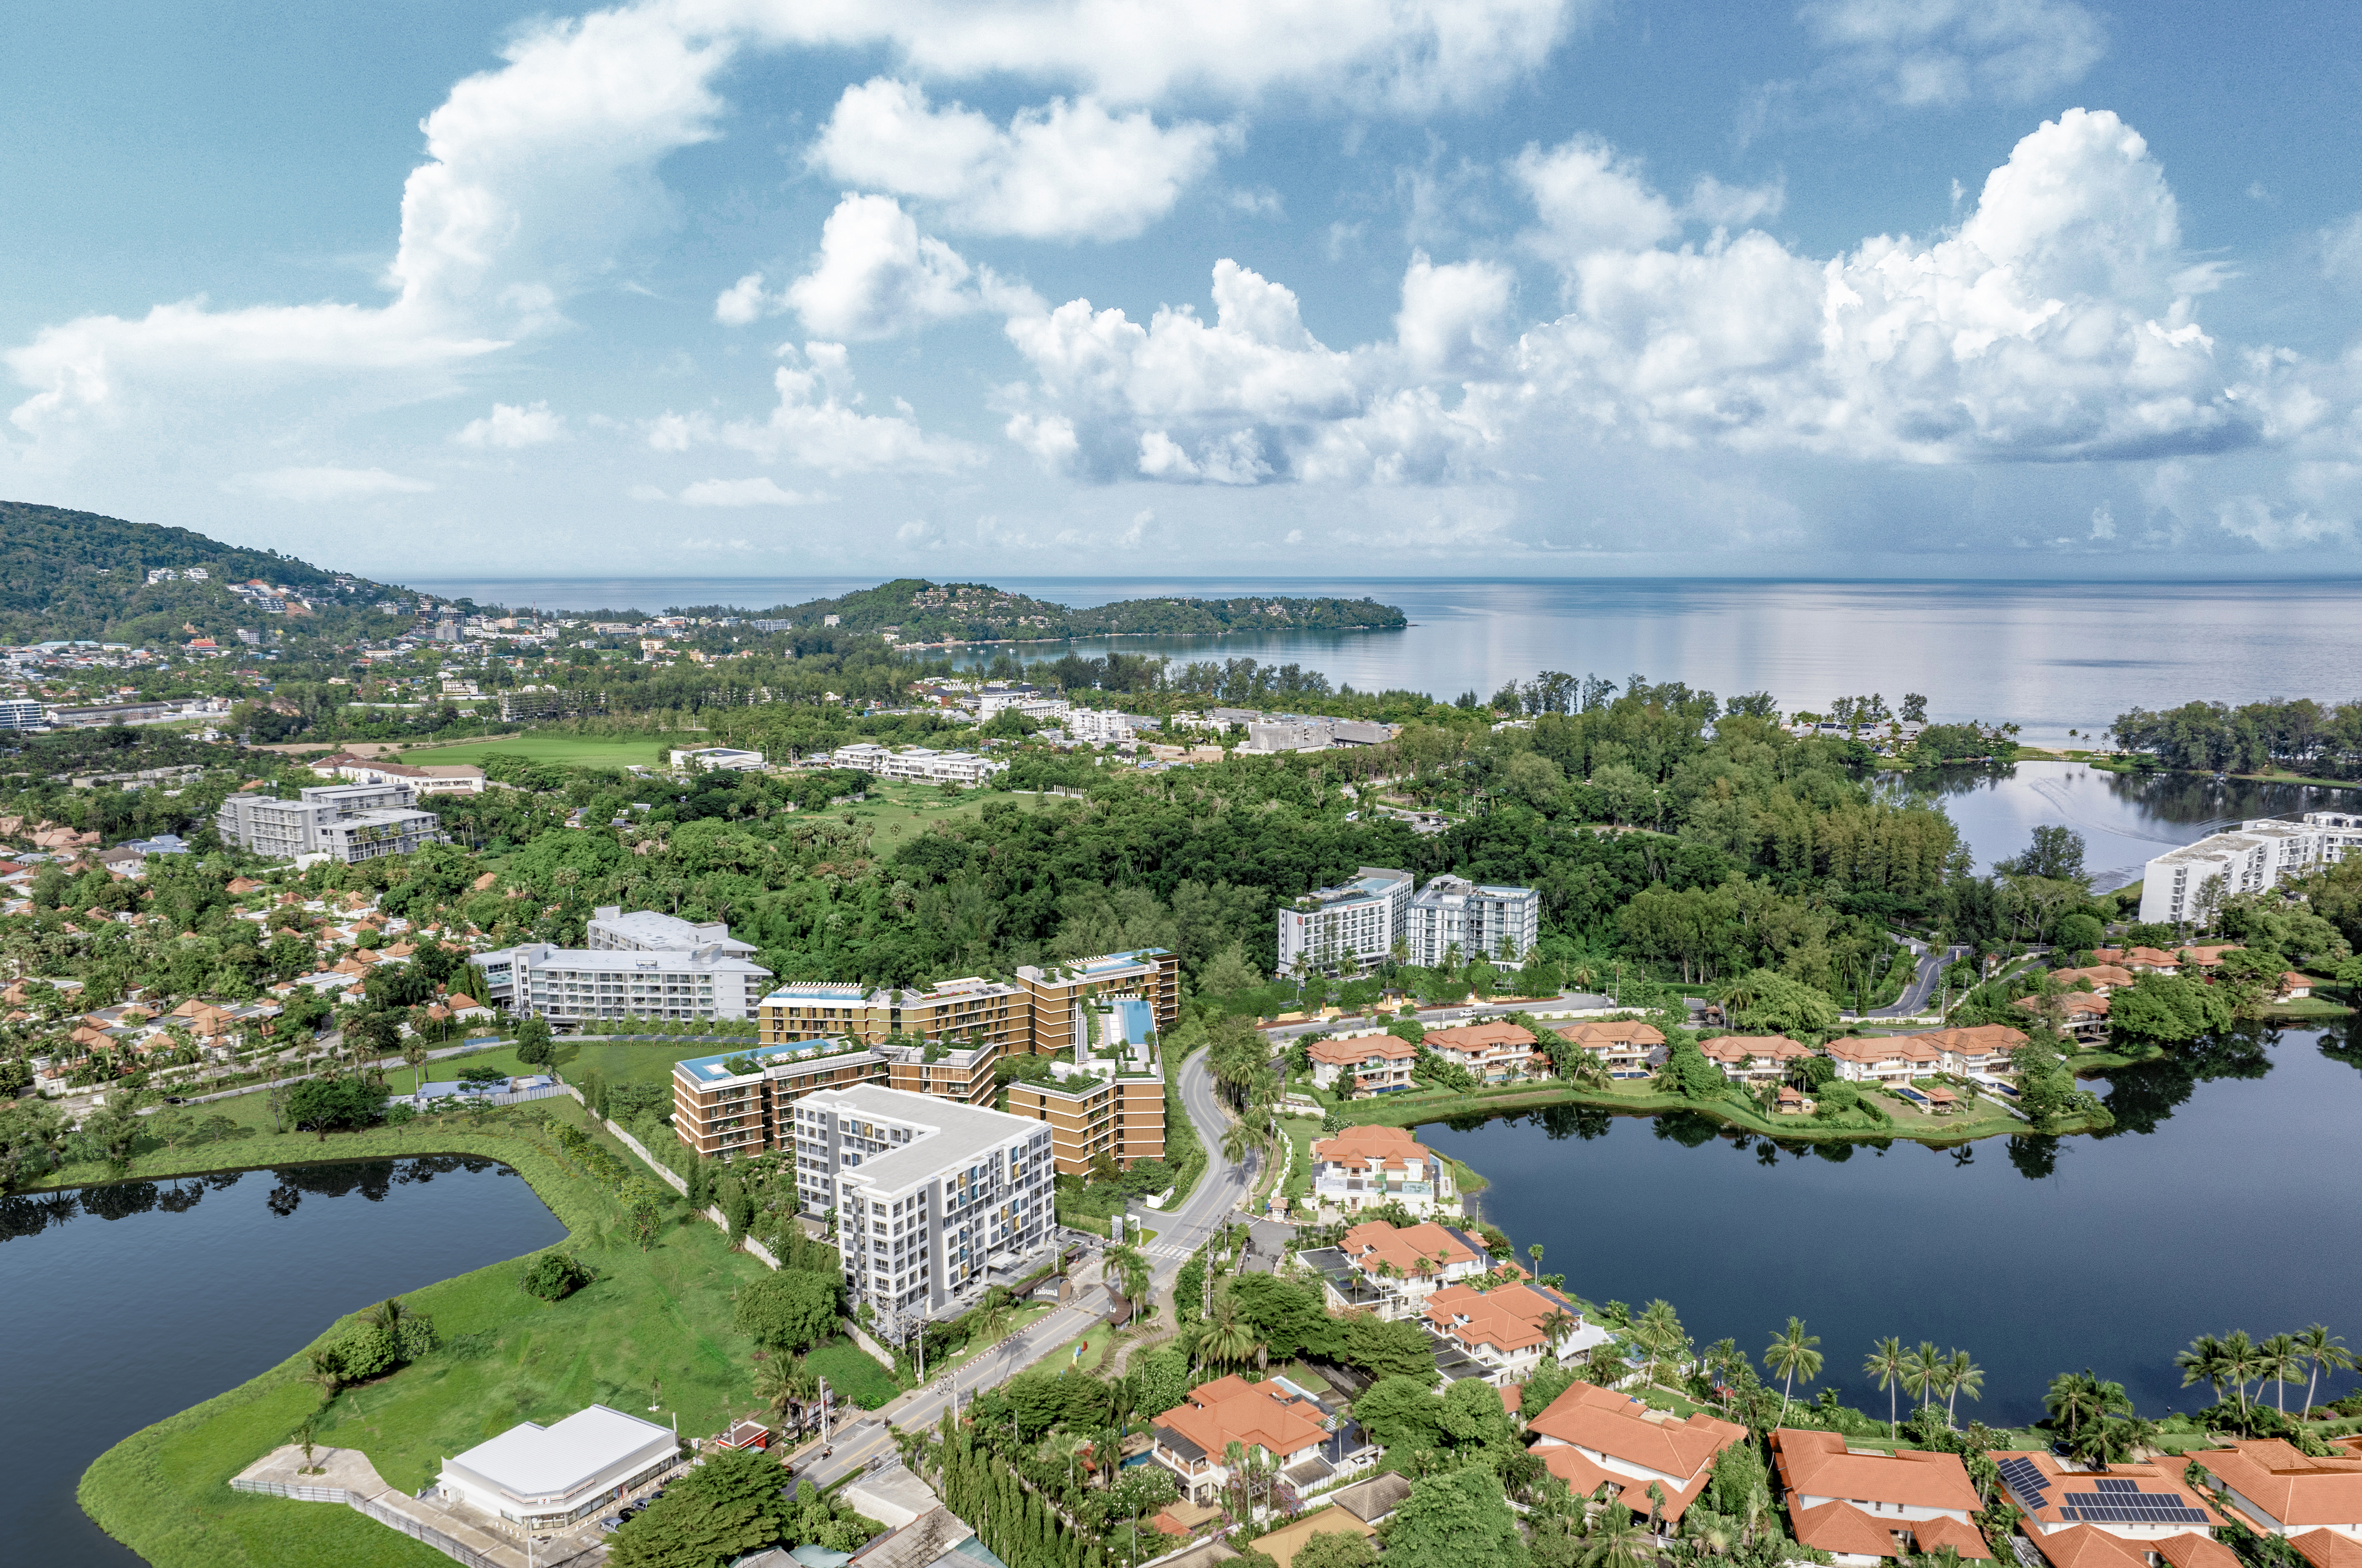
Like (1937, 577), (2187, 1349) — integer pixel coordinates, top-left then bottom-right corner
(523, 1250), (593, 1302)
(326, 1322), (397, 1382)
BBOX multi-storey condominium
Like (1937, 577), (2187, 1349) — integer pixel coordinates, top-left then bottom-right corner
(671, 1040), (893, 1160)
(790, 1085), (1056, 1315)
(214, 781), (441, 865)
(1276, 868), (1412, 977)
(586, 905), (759, 959)
(472, 925), (772, 1022)
(758, 951), (1179, 1063)
(826, 743), (1006, 786)
(2138, 811), (2362, 926)
(1404, 875), (1541, 968)
(1004, 1051), (1168, 1176)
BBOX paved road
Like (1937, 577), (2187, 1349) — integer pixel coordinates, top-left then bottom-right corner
(1862, 938), (1970, 1021)
(792, 1045), (1257, 1488)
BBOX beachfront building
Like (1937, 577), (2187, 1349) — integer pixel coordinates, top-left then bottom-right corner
(1525, 1382), (1746, 1528)
(791, 1085), (1056, 1314)
(1772, 1429), (1992, 1564)
(1276, 868), (1413, 977)
(1422, 1280), (1610, 1386)
(436, 1404), (677, 1532)
(1404, 875), (1541, 969)
(1421, 1020), (1543, 1083)
(2138, 813), (2362, 927)
(215, 782), (442, 865)
(2181, 1439), (2362, 1548)
(1308, 1125), (1460, 1216)
(470, 939), (772, 1022)
(1305, 1033), (1419, 1095)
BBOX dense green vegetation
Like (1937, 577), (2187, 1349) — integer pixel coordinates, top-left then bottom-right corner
(740, 577), (1405, 643)
(2111, 694), (2362, 779)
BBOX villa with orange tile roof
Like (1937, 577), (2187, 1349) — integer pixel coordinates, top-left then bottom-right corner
(1421, 1280), (1610, 1385)
(2183, 1439), (2362, 1544)
(2279, 973), (2320, 1001)
(1305, 1034), (1418, 1095)
(1524, 1381), (1745, 1526)
(1561, 1020), (1664, 1076)
(1149, 1375), (1335, 1504)
(1698, 1034), (1815, 1083)
(1323, 1219), (1488, 1317)
(2291, 1530), (2362, 1568)
(1422, 1020), (1542, 1083)
(2052, 965), (2138, 994)
(1309, 1124), (1459, 1216)
(2017, 990), (2111, 1038)
(1824, 1032), (1943, 1085)
(2094, 946), (2185, 974)
(1991, 1449), (2224, 1546)
(2021, 1525), (2239, 1568)
(1773, 1429), (1989, 1563)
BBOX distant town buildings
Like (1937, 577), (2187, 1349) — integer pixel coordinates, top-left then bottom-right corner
(305, 751), (486, 795)
(2138, 812), (2362, 926)
(1172, 709), (1397, 751)
(214, 781), (442, 865)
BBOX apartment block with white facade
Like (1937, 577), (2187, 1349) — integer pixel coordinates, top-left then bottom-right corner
(1276, 867), (1412, 976)
(2138, 812), (2362, 926)
(1404, 875), (1540, 968)
(214, 782), (442, 865)
(586, 905), (759, 959)
(791, 1085), (1055, 1317)
(827, 743), (1007, 786)
(470, 939), (772, 1022)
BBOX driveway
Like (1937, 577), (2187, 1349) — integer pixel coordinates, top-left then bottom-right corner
(1862, 938), (1969, 1020)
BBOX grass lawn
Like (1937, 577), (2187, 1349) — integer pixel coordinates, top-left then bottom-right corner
(805, 1337), (904, 1411)
(841, 780), (1052, 848)
(2269, 995), (2356, 1019)
(64, 1097), (793, 1568)
(395, 732), (703, 770)
(1280, 1119), (1319, 1213)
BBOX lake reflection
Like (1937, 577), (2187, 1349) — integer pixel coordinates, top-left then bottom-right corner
(0, 1158), (565, 1566)
(1422, 1026), (2362, 1426)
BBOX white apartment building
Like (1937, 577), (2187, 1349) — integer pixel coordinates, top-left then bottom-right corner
(214, 782), (442, 865)
(974, 687), (1069, 722)
(1277, 867), (1412, 976)
(670, 746), (766, 772)
(469, 940), (772, 1022)
(0, 698), (44, 731)
(790, 1085), (1056, 1317)
(1065, 707), (1148, 745)
(1241, 716), (1396, 752)
(2138, 812), (2362, 926)
(828, 743), (1007, 786)
(1404, 875), (1540, 968)
(586, 905), (760, 959)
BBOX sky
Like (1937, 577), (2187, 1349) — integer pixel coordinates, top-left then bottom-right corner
(4, 0), (2361, 582)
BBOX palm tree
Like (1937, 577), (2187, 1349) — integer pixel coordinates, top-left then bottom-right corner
(1864, 1338), (1910, 1438)
(1765, 1318), (1823, 1423)
(2297, 1325), (2353, 1416)
(1541, 1308), (1580, 1358)
(1202, 1293), (1258, 1371)
(1943, 1351), (1984, 1426)
(1579, 1503), (1648, 1568)
(1903, 1341), (1945, 1419)
(2177, 1335), (2229, 1413)
(302, 1347), (343, 1404)
(1220, 1117), (1262, 1169)
(364, 1297), (410, 1336)
(2045, 1370), (2133, 1445)
(1637, 1300), (1685, 1388)
(2259, 1334), (2302, 1417)
(404, 1036), (428, 1094)
(2219, 1331), (2262, 1421)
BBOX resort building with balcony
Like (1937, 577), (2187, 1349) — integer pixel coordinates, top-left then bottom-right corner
(1002, 1047), (1167, 1176)
(1305, 1033), (1418, 1095)
(1148, 1375), (1340, 1506)
(1308, 1124), (1459, 1216)
(1773, 1428), (1993, 1565)
(1422, 1020), (1544, 1083)
(1561, 1020), (1666, 1077)
(471, 939), (772, 1023)
(1421, 1280), (1610, 1386)
(1525, 1382), (1746, 1528)
(1276, 868), (1412, 977)
(1403, 875), (1541, 969)
(2180, 1439), (2362, 1548)
(1699, 1034), (1817, 1083)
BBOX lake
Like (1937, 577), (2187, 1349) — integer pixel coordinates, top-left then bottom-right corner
(1421, 1021), (2362, 1427)
(0, 1158), (566, 1566)
(409, 576), (2362, 751)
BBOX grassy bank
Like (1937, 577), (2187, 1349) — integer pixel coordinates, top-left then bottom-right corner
(63, 1096), (782, 1568)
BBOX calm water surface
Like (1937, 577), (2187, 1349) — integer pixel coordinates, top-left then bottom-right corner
(1423, 1023), (2362, 1427)
(412, 577), (2362, 750)
(0, 1158), (565, 1565)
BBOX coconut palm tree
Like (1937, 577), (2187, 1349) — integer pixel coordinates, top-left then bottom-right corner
(2044, 1370), (2132, 1447)
(2259, 1334), (2302, 1417)
(2177, 1335), (2230, 1413)
(1864, 1338), (1910, 1438)
(1580, 1503), (1647, 1568)
(1636, 1300), (1686, 1388)
(1903, 1342), (1945, 1419)
(2219, 1331), (2263, 1421)
(1765, 1318), (1823, 1423)
(1220, 1116), (1262, 1169)
(1202, 1293), (1258, 1371)
(363, 1297), (410, 1336)
(1944, 1351), (1985, 1426)
(2297, 1325), (2353, 1416)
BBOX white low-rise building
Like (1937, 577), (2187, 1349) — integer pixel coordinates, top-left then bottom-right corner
(586, 905), (759, 959)
(671, 746), (766, 771)
(436, 1404), (677, 1530)
(828, 744), (1006, 787)
(215, 782), (442, 866)
(2139, 812), (2362, 926)
(470, 939), (772, 1021)
(1065, 707), (1150, 745)
(790, 1085), (1055, 1317)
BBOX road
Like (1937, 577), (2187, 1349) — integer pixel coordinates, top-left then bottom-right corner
(1862, 938), (1969, 1020)
(792, 1044), (1256, 1487)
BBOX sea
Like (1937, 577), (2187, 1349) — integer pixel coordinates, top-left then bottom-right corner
(409, 577), (2362, 755)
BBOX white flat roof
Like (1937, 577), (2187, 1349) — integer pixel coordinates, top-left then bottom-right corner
(446, 1404), (673, 1501)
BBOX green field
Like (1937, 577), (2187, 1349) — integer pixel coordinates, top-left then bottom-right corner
(395, 732), (699, 769)
(66, 1099), (790, 1568)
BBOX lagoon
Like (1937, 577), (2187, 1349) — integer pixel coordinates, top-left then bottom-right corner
(1421, 1022), (2362, 1428)
(0, 1158), (565, 1565)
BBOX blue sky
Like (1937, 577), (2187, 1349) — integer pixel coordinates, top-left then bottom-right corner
(4, 0), (2360, 580)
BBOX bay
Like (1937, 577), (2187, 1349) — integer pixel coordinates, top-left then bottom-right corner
(409, 577), (2362, 751)
(0, 1158), (565, 1565)
(1419, 1023), (2362, 1428)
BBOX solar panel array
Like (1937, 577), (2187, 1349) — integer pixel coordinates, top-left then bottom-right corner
(2059, 1482), (2210, 1526)
(1999, 1457), (2053, 1512)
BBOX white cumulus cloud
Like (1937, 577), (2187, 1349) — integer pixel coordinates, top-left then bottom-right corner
(1799, 0), (2106, 108)
(654, 342), (984, 475)
(454, 400), (566, 447)
(811, 78), (1226, 241)
(223, 466), (436, 502)
(775, 195), (1042, 340)
(676, 476), (830, 506)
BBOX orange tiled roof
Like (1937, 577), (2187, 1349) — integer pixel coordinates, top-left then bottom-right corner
(1423, 1021), (1536, 1054)
(2053, 965), (2136, 990)
(1563, 1021), (1664, 1048)
(1698, 1034), (1813, 1065)
(1538, 1444), (1713, 1525)
(2155, 1536), (2242, 1568)
(2025, 1525), (2161, 1568)
(1527, 1381), (1744, 1490)
(1772, 1429), (1981, 1512)
(1422, 1281), (1579, 1355)
(2177, 945), (2241, 968)
(1341, 1219), (1476, 1277)
(2187, 1440), (2362, 1529)
(1153, 1374), (1328, 1464)
(2290, 1530), (2362, 1568)
(1307, 1034), (1418, 1066)
(1315, 1124), (1442, 1175)
(2017, 992), (2110, 1019)
(1989, 1452), (2223, 1534)
(1791, 1500), (1923, 1560)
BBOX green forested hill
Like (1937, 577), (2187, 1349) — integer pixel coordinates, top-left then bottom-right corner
(0, 500), (398, 644)
(752, 578), (1406, 643)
